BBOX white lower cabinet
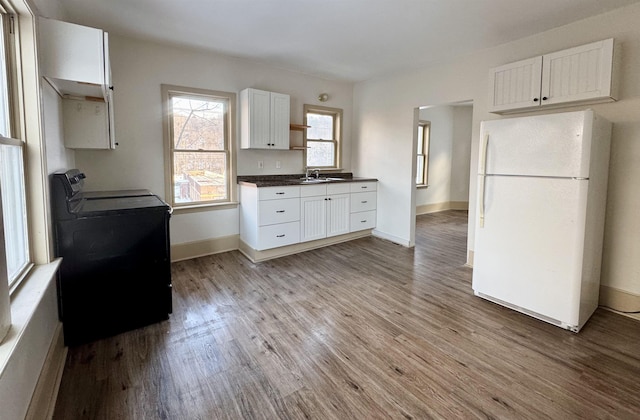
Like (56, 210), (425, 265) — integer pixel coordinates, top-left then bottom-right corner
(300, 183), (351, 242)
(240, 185), (301, 251)
(240, 181), (377, 252)
(350, 182), (377, 233)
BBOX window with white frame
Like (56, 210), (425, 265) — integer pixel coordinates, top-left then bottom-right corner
(162, 85), (235, 208)
(0, 11), (30, 289)
(304, 104), (342, 169)
(416, 121), (430, 187)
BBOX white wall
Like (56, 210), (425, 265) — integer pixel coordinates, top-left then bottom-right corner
(450, 105), (473, 202)
(74, 35), (354, 246)
(353, 2), (640, 296)
(417, 106), (453, 207)
(415, 104), (472, 208)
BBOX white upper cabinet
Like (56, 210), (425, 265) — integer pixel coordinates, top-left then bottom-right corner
(489, 57), (543, 113)
(541, 39), (615, 106)
(489, 39), (617, 113)
(39, 18), (116, 149)
(240, 88), (290, 149)
(39, 17), (111, 99)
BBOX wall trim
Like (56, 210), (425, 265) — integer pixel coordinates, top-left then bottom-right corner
(25, 323), (66, 420)
(372, 229), (412, 247)
(171, 235), (240, 262)
(239, 231), (372, 263)
(466, 249), (474, 267)
(416, 201), (469, 215)
(599, 284), (640, 312)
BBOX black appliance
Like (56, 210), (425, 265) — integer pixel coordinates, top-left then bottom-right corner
(51, 169), (172, 346)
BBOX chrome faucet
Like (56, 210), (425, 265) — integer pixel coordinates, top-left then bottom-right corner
(305, 168), (321, 179)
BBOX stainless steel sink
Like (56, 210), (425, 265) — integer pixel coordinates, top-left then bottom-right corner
(299, 178), (330, 184)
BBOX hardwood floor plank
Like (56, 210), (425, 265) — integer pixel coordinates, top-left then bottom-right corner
(53, 211), (640, 419)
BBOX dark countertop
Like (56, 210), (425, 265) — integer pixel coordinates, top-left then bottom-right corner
(237, 173), (377, 187)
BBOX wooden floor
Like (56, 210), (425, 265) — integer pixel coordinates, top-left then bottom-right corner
(53, 211), (640, 419)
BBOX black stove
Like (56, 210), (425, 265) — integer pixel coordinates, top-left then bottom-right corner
(51, 169), (172, 346)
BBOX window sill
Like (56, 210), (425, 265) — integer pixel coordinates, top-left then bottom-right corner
(0, 258), (61, 375)
(172, 201), (239, 215)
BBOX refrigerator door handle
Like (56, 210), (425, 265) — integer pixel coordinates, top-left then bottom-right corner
(479, 132), (489, 176)
(479, 133), (489, 228)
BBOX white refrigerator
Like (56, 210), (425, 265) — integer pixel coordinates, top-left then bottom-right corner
(472, 110), (612, 332)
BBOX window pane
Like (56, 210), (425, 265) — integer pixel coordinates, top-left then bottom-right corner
(416, 154), (425, 184)
(0, 17), (10, 138)
(0, 142), (29, 283)
(417, 125), (424, 154)
(173, 152), (228, 203)
(307, 113), (334, 139)
(171, 96), (226, 150)
(307, 141), (335, 167)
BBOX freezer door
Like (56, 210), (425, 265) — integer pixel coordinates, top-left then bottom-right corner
(480, 111), (592, 178)
(473, 175), (589, 326)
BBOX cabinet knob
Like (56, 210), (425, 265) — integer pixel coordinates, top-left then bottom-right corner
(542, 96), (548, 101)
(533, 98), (539, 102)
(109, 86), (114, 91)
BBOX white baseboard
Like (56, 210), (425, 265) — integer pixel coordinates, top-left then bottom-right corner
(171, 235), (240, 262)
(416, 201), (469, 215)
(25, 323), (67, 420)
(599, 284), (640, 312)
(372, 229), (412, 247)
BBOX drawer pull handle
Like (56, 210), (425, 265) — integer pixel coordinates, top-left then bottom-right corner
(361, 220), (367, 223)
(276, 192), (285, 195)
(361, 186), (368, 189)
(276, 210), (285, 213)
(276, 234), (285, 238)
(361, 200), (367, 203)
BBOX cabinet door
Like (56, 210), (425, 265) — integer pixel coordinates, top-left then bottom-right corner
(248, 89), (271, 149)
(39, 18), (106, 94)
(488, 56), (542, 113)
(541, 38), (614, 106)
(270, 92), (290, 149)
(62, 99), (110, 149)
(301, 196), (327, 242)
(326, 194), (350, 238)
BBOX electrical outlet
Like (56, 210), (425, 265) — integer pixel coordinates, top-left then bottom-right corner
(257, 160), (264, 169)
(275, 161), (281, 169)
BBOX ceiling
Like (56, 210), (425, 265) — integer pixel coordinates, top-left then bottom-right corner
(48, 0), (640, 83)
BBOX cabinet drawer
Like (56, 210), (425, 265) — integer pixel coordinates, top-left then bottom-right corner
(257, 221), (300, 250)
(350, 211), (376, 232)
(259, 186), (300, 200)
(350, 182), (377, 193)
(258, 198), (300, 226)
(300, 184), (327, 197)
(327, 183), (351, 195)
(350, 191), (377, 213)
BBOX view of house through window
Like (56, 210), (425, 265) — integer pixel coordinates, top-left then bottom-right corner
(304, 105), (342, 169)
(164, 86), (234, 207)
(416, 121), (430, 186)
